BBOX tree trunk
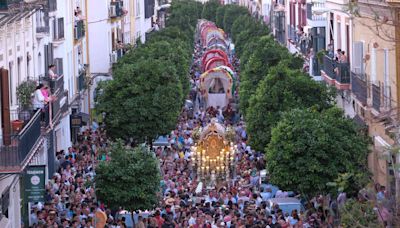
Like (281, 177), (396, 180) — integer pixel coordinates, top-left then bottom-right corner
(131, 210), (135, 228)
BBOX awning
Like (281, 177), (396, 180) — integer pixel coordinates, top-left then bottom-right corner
(157, 4), (171, 11)
(153, 136), (170, 147)
(79, 112), (90, 124)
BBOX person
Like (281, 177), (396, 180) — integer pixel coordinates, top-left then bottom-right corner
(48, 64), (58, 79)
(260, 187), (272, 201)
(92, 119), (99, 131)
(340, 51), (347, 63)
(335, 49), (342, 62)
(135, 216), (145, 228)
(33, 84), (45, 111)
(377, 186), (386, 202)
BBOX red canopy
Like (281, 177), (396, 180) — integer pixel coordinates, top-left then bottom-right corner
(204, 57), (229, 72)
(201, 49), (229, 67)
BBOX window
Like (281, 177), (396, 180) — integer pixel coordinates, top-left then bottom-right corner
(44, 43), (54, 76)
(352, 41), (364, 75)
(144, 0), (155, 19)
(383, 49), (390, 108)
(1, 187), (10, 219)
(54, 58), (63, 76)
(136, 0), (140, 17)
(370, 48), (376, 83)
(53, 18), (64, 40)
(8, 62), (14, 105)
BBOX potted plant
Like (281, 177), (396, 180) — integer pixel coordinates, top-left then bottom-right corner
(13, 80), (37, 132)
(316, 49), (327, 66)
(17, 79), (37, 109)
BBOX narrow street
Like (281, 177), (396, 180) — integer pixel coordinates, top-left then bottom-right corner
(1, 0), (396, 227)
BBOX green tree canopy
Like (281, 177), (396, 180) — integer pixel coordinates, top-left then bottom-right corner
(168, 0), (202, 32)
(215, 6), (226, 28)
(223, 5), (249, 34)
(246, 63), (335, 151)
(96, 141), (161, 211)
(201, 0), (219, 22)
(265, 108), (369, 196)
(117, 40), (191, 97)
(340, 199), (380, 227)
(97, 58), (183, 142)
(239, 36), (292, 111)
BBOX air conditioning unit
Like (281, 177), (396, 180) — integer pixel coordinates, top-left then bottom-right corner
(110, 52), (117, 63)
(109, 5), (117, 17)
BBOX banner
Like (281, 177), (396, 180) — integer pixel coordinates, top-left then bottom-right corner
(24, 165), (46, 203)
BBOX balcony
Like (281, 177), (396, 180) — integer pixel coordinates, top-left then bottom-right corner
(0, 110), (43, 173)
(78, 70), (86, 91)
(0, 0), (22, 10)
(74, 20), (85, 41)
(36, 25), (49, 33)
(306, 1), (327, 27)
(51, 90), (68, 123)
(321, 55), (350, 89)
(40, 74), (64, 94)
(36, 25), (49, 39)
(39, 75), (68, 123)
(372, 84), (381, 112)
(351, 72), (368, 106)
(109, 0), (124, 18)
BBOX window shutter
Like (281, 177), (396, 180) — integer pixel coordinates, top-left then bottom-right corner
(53, 19), (57, 39)
(383, 49), (390, 108)
(44, 44), (49, 76)
(352, 41), (364, 75)
(55, 58), (63, 76)
(371, 48), (376, 82)
(58, 18), (64, 39)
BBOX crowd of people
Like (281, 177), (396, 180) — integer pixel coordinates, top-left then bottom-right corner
(27, 22), (393, 228)
(29, 128), (108, 227)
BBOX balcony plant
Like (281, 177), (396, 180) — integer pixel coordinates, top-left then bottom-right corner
(13, 80), (37, 132)
(316, 49), (327, 66)
(17, 79), (37, 110)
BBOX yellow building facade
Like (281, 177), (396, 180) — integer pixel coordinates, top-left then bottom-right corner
(351, 2), (400, 194)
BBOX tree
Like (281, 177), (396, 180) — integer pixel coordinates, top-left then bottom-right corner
(265, 108), (369, 197)
(340, 199), (380, 228)
(96, 58), (183, 142)
(167, 0), (202, 37)
(231, 16), (269, 57)
(201, 0), (219, 22)
(239, 36), (292, 111)
(96, 141), (161, 213)
(118, 39), (191, 98)
(223, 5), (248, 34)
(215, 6), (226, 28)
(246, 63), (335, 151)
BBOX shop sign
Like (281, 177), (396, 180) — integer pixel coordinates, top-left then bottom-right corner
(24, 166), (45, 203)
(70, 115), (83, 128)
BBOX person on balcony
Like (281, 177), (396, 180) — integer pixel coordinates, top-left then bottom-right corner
(327, 42), (334, 58)
(334, 49), (342, 62)
(48, 64), (58, 80)
(41, 85), (55, 103)
(33, 84), (45, 110)
(339, 51), (348, 63)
